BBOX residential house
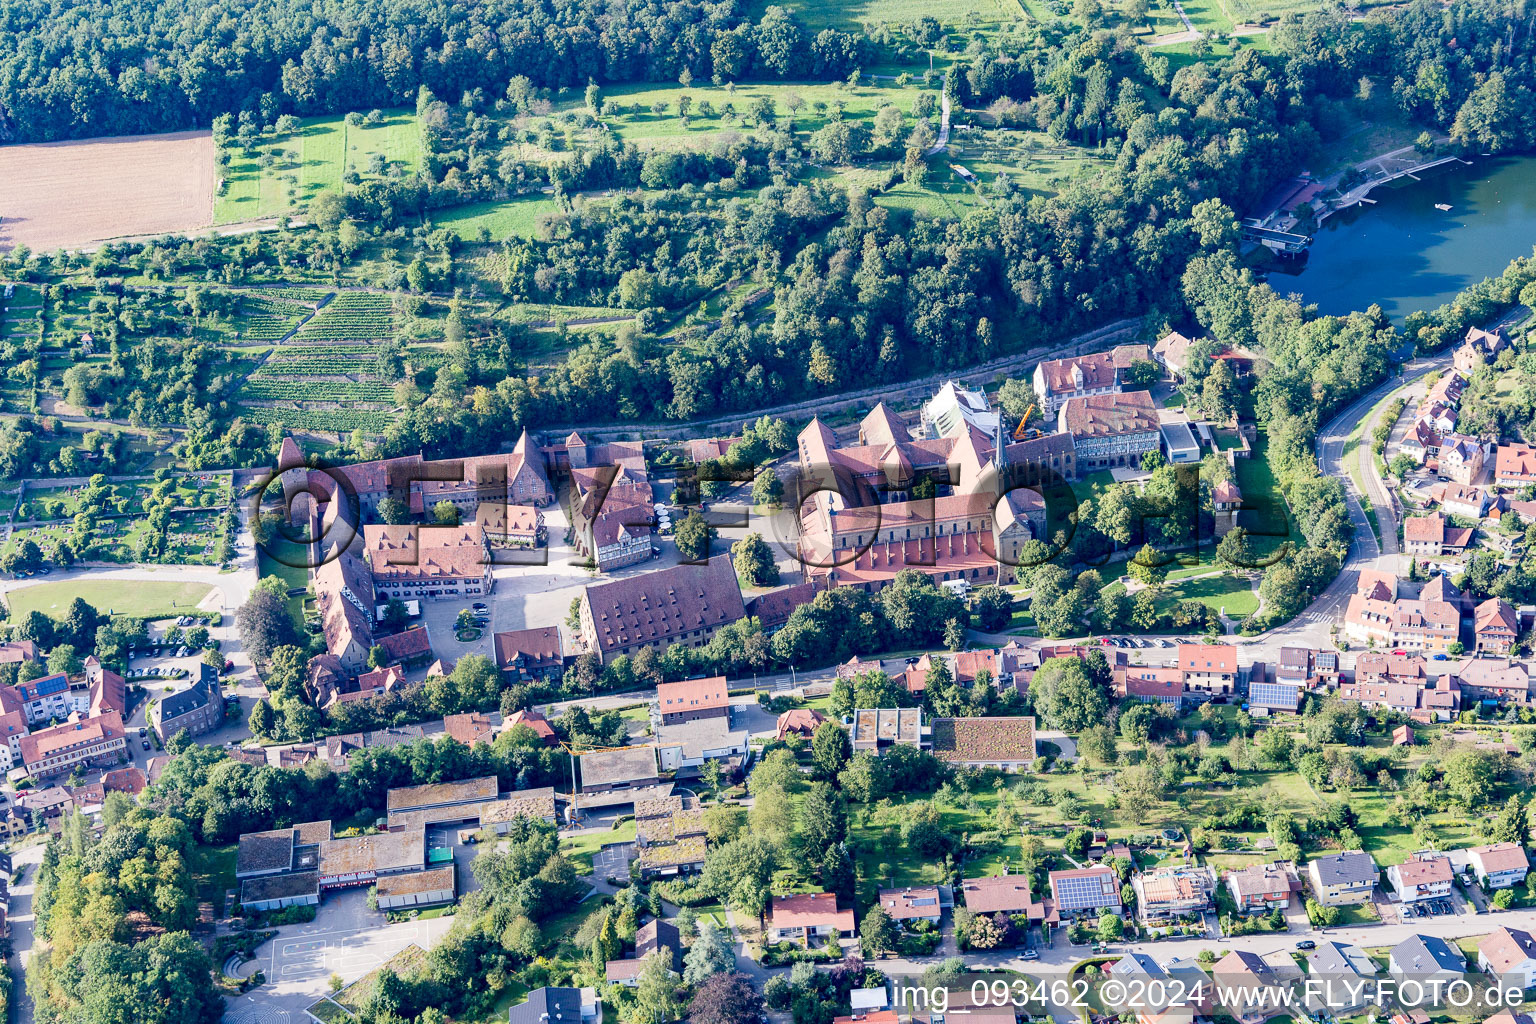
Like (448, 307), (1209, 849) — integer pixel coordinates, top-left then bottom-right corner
(1479, 927), (1536, 991)
(493, 627), (564, 681)
(1476, 598), (1519, 656)
(1441, 483), (1491, 519)
(1403, 513), (1475, 556)
(1450, 657), (1534, 705)
(1304, 942), (1378, 1015)
(1226, 862), (1297, 913)
(152, 665), (224, 742)
(1343, 572), (1460, 654)
(500, 712), (556, 746)
(578, 556), (745, 664)
(1469, 843), (1530, 890)
(876, 886), (943, 928)
(102, 766), (146, 796)
(1248, 670), (1303, 714)
(1123, 669), (1185, 706)
(1153, 331), (1196, 377)
(775, 708), (826, 741)
(1133, 865), (1216, 922)
(605, 919), (682, 985)
(1439, 435), (1487, 486)
(1388, 934), (1464, 982)
(1386, 853), (1453, 903)
(1178, 643), (1236, 695)
(1306, 851), (1378, 906)
(1058, 392), (1162, 470)
(375, 625), (433, 668)
(1048, 864), (1122, 918)
(19, 712), (127, 779)
(1497, 444), (1536, 488)
(654, 676), (729, 726)
(1212, 951), (1288, 1024)
(507, 988), (600, 1024)
(769, 892), (856, 945)
(959, 872), (1045, 922)
(443, 713), (496, 747)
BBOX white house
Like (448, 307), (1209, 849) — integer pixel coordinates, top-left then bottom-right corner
(1480, 927), (1536, 992)
(1386, 853), (1453, 903)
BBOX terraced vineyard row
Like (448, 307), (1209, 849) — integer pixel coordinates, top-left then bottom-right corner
(240, 406), (396, 432)
(240, 379), (396, 402)
(257, 350), (383, 374)
(236, 292), (314, 340)
(295, 294), (394, 340)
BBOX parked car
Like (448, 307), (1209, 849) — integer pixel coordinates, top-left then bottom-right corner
(142, 740), (152, 750)
(1022, 950), (1040, 961)
(1296, 940), (1316, 950)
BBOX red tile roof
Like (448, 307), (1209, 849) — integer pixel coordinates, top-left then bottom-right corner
(1060, 391), (1159, 437)
(443, 713), (496, 746)
(657, 677), (728, 716)
(493, 627), (563, 672)
(1178, 643), (1235, 674)
(581, 556), (745, 657)
(771, 892), (855, 931)
(378, 626), (432, 661)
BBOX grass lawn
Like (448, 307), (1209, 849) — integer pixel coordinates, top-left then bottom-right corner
(215, 111), (422, 223)
(560, 820), (638, 873)
(4, 578), (214, 622)
(432, 196), (565, 242)
(1329, 902), (1379, 925)
(257, 541), (311, 623)
(1234, 435), (1304, 558)
(1156, 571), (1258, 619)
(192, 843), (237, 917)
(1070, 470), (1117, 505)
(759, 0), (1013, 29)
(536, 887), (605, 954)
(585, 79), (940, 154)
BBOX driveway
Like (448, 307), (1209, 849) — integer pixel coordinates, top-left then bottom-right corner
(6, 841), (48, 1024)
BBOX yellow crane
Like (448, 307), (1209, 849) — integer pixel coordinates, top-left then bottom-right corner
(1012, 403), (1041, 441)
(560, 740), (649, 823)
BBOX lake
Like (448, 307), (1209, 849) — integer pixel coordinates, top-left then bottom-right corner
(1268, 154), (1536, 320)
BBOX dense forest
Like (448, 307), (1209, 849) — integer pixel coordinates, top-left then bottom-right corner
(0, 0), (867, 142)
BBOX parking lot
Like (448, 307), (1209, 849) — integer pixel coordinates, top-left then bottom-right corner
(592, 841), (636, 883)
(226, 888), (457, 1024)
(1100, 636), (1178, 648)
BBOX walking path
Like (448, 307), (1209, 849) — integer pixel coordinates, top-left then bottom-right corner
(926, 82), (952, 156)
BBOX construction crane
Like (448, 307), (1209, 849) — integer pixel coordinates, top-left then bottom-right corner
(1012, 403), (1042, 441)
(560, 740), (648, 824)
